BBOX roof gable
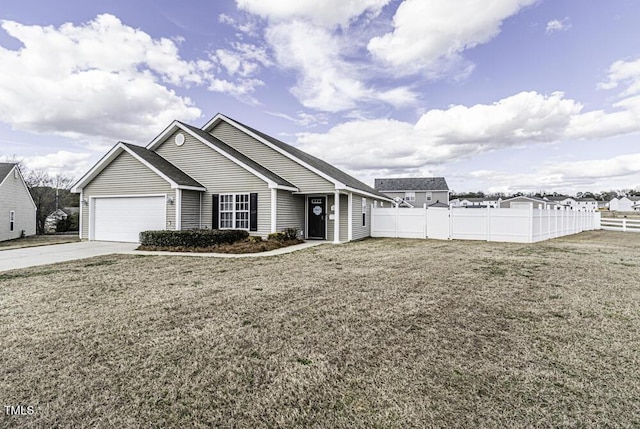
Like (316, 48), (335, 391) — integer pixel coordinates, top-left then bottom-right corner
(0, 162), (37, 209)
(0, 163), (15, 184)
(374, 177), (449, 191)
(202, 114), (390, 200)
(72, 142), (205, 192)
(147, 121), (297, 191)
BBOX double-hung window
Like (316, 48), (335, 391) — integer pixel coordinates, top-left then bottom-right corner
(405, 192), (415, 202)
(10, 211), (15, 231)
(219, 194), (249, 229)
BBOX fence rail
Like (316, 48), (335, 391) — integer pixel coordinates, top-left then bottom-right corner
(371, 206), (600, 243)
(600, 217), (640, 233)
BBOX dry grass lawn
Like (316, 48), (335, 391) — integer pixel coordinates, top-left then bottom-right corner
(0, 234), (80, 250)
(1, 230), (639, 428)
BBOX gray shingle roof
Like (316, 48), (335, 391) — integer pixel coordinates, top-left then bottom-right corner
(0, 163), (16, 183)
(121, 143), (205, 189)
(179, 123), (296, 189)
(374, 177), (449, 191)
(223, 117), (389, 199)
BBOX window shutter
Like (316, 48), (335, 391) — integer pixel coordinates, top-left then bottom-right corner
(212, 194), (219, 229)
(249, 193), (258, 231)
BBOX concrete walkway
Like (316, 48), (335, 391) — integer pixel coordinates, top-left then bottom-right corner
(0, 241), (138, 272)
(0, 241), (329, 272)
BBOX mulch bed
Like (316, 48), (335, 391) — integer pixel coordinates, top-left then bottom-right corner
(137, 238), (303, 254)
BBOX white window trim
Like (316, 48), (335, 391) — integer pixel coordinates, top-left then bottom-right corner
(405, 192), (416, 202)
(10, 210), (15, 231)
(219, 193), (250, 230)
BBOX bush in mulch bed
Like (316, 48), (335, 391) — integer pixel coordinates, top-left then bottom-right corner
(137, 228), (302, 254)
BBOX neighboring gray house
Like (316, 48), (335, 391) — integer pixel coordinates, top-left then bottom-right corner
(374, 177), (450, 207)
(72, 114), (392, 243)
(499, 196), (566, 209)
(0, 163), (36, 241)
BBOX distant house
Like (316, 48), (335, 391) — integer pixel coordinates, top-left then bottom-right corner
(0, 163), (36, 241)
(609, 196), (640, 212)
(374, 177), (450, 208)
(575, 198), (598, 211)
(72, 113), (391, 243)
(499, 196), (566, 209)
(44, 207), (80, 233)
(633, 203), (640, 212)
(451, 197), (501, 208)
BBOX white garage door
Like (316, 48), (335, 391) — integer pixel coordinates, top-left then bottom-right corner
(93, 196), (166, 242)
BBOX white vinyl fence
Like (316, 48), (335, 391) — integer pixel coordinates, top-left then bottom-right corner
(600, 217), (640, 233)
(371, 206), (601, 243)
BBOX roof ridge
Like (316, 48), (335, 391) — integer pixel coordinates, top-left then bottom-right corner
(218, 116), (388, 199)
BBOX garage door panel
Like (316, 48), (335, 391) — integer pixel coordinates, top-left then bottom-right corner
(93, 196), (166, 242)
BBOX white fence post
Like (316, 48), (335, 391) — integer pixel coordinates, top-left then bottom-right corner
(423, 203), (427, 238)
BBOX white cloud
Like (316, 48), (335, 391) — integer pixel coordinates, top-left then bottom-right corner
(546, 18), (571, 34)
(266, 21), (416, 112)
(295, 87), (640, 180)
(466, 152), (640, 194)
(368, 0), (537, 75)
(22, 150), (93, 180)
(598, 58), (640, 96)
(0, 14), (264, 145)
(236, 0), (390, 28)
(266, 111), (329, 128)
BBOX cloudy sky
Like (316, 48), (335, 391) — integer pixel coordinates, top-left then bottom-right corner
(1, 0), (639, 194)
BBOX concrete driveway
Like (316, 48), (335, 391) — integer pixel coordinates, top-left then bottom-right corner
(0, 241), (138, 272)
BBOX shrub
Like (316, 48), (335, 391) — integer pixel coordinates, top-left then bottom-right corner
(268, 228), (301, 242)
(139, 229), (249, 248)
(267, 232), (286, 242)
(282, 228), (300, 240)
(247, 236), (263, 243)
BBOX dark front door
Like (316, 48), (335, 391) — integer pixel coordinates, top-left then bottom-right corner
(307, 197), (326, 239)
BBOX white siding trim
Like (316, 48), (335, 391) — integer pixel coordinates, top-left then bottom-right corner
(348, 192), (353, 241)
(271, 188), (277, 233)
(175, 188), (182, 230)
(334, 190), (341, 244)
(79, 190), (83, 240)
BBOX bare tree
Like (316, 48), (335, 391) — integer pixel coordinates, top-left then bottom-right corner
(22, 169), (76, 234)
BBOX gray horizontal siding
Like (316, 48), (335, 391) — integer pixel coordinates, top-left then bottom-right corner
(210, 122), (335, 194)
(276, 191), (305, 233)
(383, 191), (449, 207)
(82, 151), (174, 239)
(0, 169), (36, 241)
(181, 190), (201, 229)
(352, 194), (370, 241)
(155, 129), (271, 236)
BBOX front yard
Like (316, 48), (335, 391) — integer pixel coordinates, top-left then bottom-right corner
(1, 231), (639, 428)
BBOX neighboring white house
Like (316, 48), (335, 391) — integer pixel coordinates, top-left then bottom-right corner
(451, 197), (501, 208)
(374, 177), (450, 208)
(0, 163), (36, 241)
(575, 198), (599, 211)
(44, 207), (80, 233)
(609, 196), (640, 211)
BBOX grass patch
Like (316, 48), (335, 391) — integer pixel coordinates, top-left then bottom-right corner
(0, 234), (79, 250)
(1, 230), (639, 428)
